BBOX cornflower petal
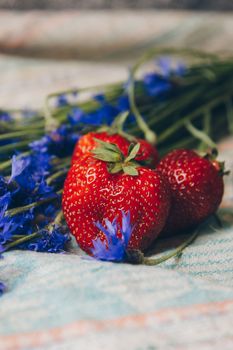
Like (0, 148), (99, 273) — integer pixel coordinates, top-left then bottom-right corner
(92, 211), (134, 262)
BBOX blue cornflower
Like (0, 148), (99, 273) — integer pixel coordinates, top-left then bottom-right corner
(69, 101), (118, 127)
(9, 155), (30, 183)
(56, 94), (69, 107)
(143, 56), (186, 97)
(69, 92), (119, 127)
(31, 126), (79, 157)
(0, 192), (11, 219)
(9, 157), (34, 193)
(96, 104), (118, 125)
(36, 178), (54, 198)
(68, 108), (86, 126)
(93, 93), (106, 104)
(143, 74), (171, 96)
(30, 152), (52, 181)
(0, 112), (12, 122)
(20, 225), (70, 253)
(0, 216), (16, 244)
(14, 152), (52, 199)
(30, 136), (49, 153)
(157, 56), (186, 77)
(0, 281), (6, 296)
(0, 176), (8, 197)
(117, 95), (130, 112)
(91, 211), (134, 262)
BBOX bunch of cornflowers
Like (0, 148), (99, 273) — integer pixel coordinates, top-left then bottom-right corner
(1, 49), (233, 294)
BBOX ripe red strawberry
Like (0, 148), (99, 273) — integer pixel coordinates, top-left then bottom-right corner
(71, 131), (158, 167)
(156, 149), (224, 235)
(62, 143), (170, 254)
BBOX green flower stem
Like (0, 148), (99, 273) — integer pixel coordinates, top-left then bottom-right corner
(0, 140), (33, 154)
(10, 235), (26, 239)
(157, 91), (233, 144)
(46, 81), (123, 103)
(53, 210), (64, 225)
(5, 193), (61, 217)
(44, 82), (123, 126)
(128, 73), (157, 145)
(158, 136), (196, 157)
(46, 168), (68, 185)
(142, 228), (199, 266)
(51, 157), (71, 170)
(185, 121), (217, 149)
(0, 129), (44, 141)
(158, 112), (228, 155)
(4, 210), (64, 251)
(145, 79), (233, 132)
(128, 86), (205, 135)
(4, 231), (41, 251)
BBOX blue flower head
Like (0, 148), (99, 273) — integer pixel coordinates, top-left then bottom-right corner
(56, 94), (69, 107)
(91, 211), (134, 262)
(9, 155), (31, 183)
(19, 225), (71, 253)
(30, 126), (79, 157)
(143, 56), (186, 97)
(157, 56), (186, 78)
(0, 192), (11, 220)
(0, 176), (8, 197)
(0, 281), (6, 296)
(68, 108), (86, 126)
(93, 93), (106, 104)
(0, 112), (12, 122)
(69, 98), (118, 127)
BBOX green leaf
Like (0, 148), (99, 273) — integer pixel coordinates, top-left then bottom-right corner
(127, 143), (135, 155)
(93, 138), (121, 154)
(92, 148), (121, 163)
(122, 165), (139, 176)
(125, 143), (140, 163)
(108, 163), (123, 174)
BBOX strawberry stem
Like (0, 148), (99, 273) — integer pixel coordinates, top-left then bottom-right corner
(142, 228), (199, 266)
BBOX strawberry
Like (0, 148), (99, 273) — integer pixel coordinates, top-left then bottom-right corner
(62, 142), (170, 254)
(71, 131), (158, 168)
(156, 149), (224, 235)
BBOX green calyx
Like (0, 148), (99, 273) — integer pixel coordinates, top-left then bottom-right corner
(91, 138), (141, 176)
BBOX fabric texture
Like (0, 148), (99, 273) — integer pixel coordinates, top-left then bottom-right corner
(0, 10), (233, 350)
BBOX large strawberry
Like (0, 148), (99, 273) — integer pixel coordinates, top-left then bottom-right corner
(71, 131), (159, 168)
(62, 142), (170, 254)
(157, 149), (224, 235)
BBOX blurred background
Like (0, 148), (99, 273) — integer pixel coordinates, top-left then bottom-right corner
(0, 0), (233, 10)
(0, 1), (232, 109)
